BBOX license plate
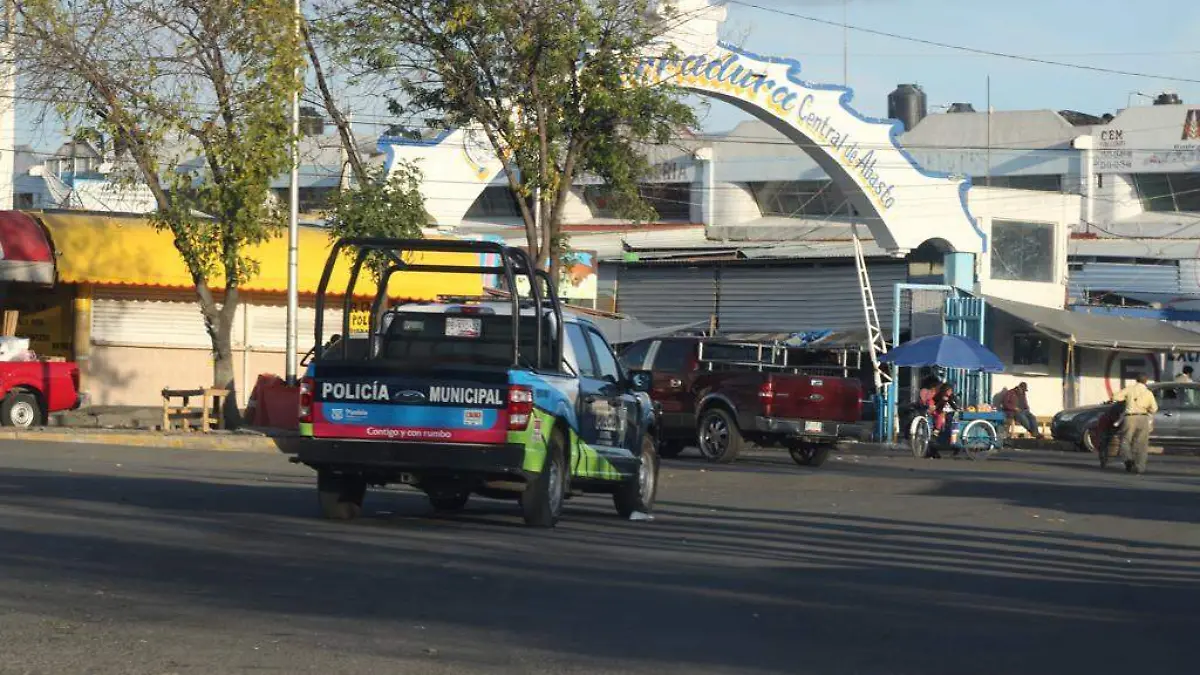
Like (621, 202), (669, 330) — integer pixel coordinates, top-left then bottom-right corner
(804, 421), (823, 433)
(445, 317), (481, 338)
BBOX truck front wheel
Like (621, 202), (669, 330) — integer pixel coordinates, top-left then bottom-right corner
(614, 436), (659, 518)
(697, 408), (743, 464)
(1, 392), (42, 429)
(317, 469), (366, 521)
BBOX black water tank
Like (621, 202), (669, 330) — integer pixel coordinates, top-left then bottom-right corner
(888, 84), (927, 131)
(1155, 92), (1182, 105)
(947, 102), (976, 113)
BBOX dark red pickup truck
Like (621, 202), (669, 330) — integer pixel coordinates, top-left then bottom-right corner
(0, 361), (81, 428)
(620, 337), (863, 467)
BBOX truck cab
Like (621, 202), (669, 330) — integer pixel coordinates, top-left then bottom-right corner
(282, 238), (659, 527)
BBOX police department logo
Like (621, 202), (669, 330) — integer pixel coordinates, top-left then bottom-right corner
(328, 408), (345, 421)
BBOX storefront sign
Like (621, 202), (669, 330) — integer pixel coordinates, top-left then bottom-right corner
(1093, 106), (1200, 173)
(1103, 351), (1161, 398)
(9, 287), (74, 359)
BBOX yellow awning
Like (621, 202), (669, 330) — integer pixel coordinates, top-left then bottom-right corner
(34, 211), (482, 300)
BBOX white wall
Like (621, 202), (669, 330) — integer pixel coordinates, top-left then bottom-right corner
(970, 186), (1078, 308)
(988, 308), (1067, 414)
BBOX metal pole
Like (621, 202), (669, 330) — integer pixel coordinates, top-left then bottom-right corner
(285, 0), (301, 385)
(842, 0), (848, 87)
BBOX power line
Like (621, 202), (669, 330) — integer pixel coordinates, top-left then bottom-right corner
(722, 0), (1200, 85)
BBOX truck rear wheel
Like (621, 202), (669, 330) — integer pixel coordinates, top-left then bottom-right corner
(521, 430), (567, 528)
(789, 443), (832, 468)
(697, 408), (743, 464)
(1, 392), (42, 429)
(317, 470), (366, 521)
(614, 436), (659, 518)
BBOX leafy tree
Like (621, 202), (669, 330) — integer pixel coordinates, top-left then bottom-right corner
(320, 0), (697, 282)
(15, 0), (302, 420)
(322, 163), (428, 277)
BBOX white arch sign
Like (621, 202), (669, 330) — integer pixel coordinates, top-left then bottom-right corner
(634, 42), (982, 254)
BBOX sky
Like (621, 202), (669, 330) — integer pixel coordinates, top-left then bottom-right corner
(696, 0), (1200, 131)
(16, 0), (1200, 150)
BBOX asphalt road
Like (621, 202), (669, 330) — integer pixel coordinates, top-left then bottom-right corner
(0, 441), (1197, 675)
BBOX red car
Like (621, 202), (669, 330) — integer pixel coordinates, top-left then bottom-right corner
(0, 361), (81, 428)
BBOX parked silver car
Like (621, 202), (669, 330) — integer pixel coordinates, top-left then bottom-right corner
(1052, 383), (1200, 451)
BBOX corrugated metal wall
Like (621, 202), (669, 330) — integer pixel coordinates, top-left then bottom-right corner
(616, 261), (907, 333)
(616, 265), (717, 327)
(717, 262), (907, 332)
(1068, 262), (1180, 299)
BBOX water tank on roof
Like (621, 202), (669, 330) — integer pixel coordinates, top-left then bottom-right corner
(947, 102), (976, 114)
(1154, 92), (1182, 105)
(888, 84), (927, 131)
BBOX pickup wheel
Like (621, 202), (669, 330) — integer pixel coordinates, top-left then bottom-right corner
(521, 429), (567, 528)
(1, 392), (42, 429)
(614, 436), (659, 518)
(789, 443), (833, 468)
(658, 440), (686, 459)
(317, 470), (366, 521)
(697, 408), (743, 464)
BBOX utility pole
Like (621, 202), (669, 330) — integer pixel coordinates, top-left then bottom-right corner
(0, 0), (15, 210)
(285, 0), (302, 385)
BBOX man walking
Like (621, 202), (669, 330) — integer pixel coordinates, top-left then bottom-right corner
(1115, 374), (1158, 475)
(1001, 382), (1042, 439)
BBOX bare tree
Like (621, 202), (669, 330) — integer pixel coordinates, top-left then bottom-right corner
(15, 0), (303, 421)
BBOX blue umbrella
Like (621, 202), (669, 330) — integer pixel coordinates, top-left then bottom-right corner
(881, 334), (1005, 372)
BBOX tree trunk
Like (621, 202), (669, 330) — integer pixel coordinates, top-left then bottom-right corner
(197, 285), (242, 429)
(210, 310), (241, 429)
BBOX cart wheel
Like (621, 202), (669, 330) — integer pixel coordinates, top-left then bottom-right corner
(962, 419), (998, 461)
(909, 416), (931, 458)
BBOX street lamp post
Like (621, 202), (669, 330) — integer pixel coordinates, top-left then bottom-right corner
(285, 0), (302, 386)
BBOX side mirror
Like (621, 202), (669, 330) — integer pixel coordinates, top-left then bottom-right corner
(628, 369), (653, 393)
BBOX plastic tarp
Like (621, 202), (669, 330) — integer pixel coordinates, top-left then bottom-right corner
(987, 296), (1200, 352)
(586, 316), (706, 345)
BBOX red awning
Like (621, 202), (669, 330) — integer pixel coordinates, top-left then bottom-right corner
(0, 211), (54, 284)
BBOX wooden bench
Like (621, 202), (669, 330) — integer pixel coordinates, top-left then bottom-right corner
(1003, 414), (1054, 439)
(161, 388), (229, 432)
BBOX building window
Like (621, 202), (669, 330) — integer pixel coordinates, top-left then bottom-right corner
(970, 175), (1062, 192)
(465, 186), (524, 219)
(747, 180), (855, 217)
(582, 184), (692, 221)
(1013, 333), (1051, 367)
(991, 219), (1055, 282)
(1132, 173), (1200, 212)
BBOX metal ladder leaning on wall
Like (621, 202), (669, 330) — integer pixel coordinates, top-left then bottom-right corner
(851, 223), (892, 438)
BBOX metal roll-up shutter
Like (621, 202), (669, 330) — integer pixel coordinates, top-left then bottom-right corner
(92, 287), (244, 349)
(616, 265), (717, 327)
(1068, 262), (1180, 298)
(716, 261), (907, 333)
(245, 299), (344, 350)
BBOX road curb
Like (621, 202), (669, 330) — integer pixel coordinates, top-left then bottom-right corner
(0, 428), (287, 453)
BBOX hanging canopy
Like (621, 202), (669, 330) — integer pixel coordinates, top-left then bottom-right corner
(881, 334), (1005, 372)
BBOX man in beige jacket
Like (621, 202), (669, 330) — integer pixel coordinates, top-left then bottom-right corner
(1114, 374), (1158, 474)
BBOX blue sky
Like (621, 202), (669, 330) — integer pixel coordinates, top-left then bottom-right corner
(699, 0), (1200, 130)
(17, 0), (1200, 150)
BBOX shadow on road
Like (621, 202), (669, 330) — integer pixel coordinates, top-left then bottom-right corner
(0, 465), (1196, 674)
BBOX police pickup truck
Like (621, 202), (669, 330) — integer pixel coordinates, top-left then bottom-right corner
(282, 238), (659, 528)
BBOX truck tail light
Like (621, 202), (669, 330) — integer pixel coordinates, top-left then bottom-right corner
(507, 385), (534, 431)
(299, 377), (314, 423)
(759, 379), (775, 417)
